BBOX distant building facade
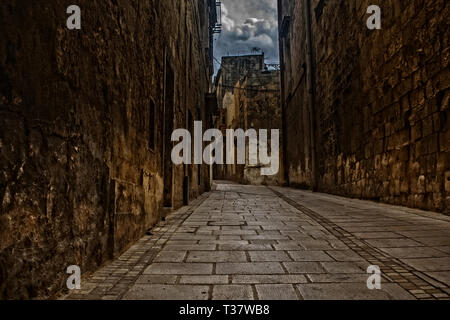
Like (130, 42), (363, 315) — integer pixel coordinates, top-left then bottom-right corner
(236, 70), (283, 185)
(214, 54), (282, 185)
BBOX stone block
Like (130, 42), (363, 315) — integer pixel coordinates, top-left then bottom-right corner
(212, 285), (254, 300)
(216, 262), (285, 275)
(186, 251), (247, 263)
(283, 262), (324, 274)
(122, 284), (209, 300)
(143, 263), (213, 275)
(256, 284), (298, 300)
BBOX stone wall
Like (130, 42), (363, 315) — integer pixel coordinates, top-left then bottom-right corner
(235, 70), (283, 185)
(278, 0), (449, 213)
(214, 54), (267, 180)
(216, 54), (266, 109)
(0, 0), (215, 299)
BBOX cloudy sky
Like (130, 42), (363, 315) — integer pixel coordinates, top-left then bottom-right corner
(213, 0), (279, 72)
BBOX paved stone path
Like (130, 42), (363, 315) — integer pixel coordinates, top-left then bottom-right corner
(63, 182), (450, 300)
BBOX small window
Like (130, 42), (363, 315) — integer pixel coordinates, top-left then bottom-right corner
(149, 99), (155, 150)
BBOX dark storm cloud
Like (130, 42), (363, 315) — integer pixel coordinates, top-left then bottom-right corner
(213, 0), (279, 69)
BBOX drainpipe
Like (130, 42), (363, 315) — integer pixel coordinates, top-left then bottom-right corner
(304, 0), (318, 192)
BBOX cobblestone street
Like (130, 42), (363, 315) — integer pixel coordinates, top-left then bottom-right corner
(63, 182), (450, 300)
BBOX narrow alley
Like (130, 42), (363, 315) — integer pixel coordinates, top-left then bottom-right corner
(63, 181), (450, 300)
(1, 0), (448, 303)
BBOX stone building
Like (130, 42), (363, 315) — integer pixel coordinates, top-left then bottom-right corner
(234, 70), (283, 185)
(278, 0), (449, 213)
(0, 0), (219, 299)
(216, 54), (266, 110)
(214, 54), (282, 185)
(214, 54), (266, 179)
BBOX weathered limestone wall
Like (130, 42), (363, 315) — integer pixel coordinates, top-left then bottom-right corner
(0, 0), (214, 299)
(216, 54), (266, 109)
(236, 71), (283, 185)
(213, 54), (274, 182)
(279, 0), (449, 213)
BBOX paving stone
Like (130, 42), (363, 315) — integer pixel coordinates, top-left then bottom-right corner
(432, 293), (449, 298)
(329, 240), (350, 250)
(297, 283), (391, 300)
(123, 284), (209, 300)
(101, 295), (120, 300)
(143, 263), (213, 275)
(382, 284), (416, 300)
(289, 234), (320, 240)
(352, 232), (404, 239)
(415, 237), (450, 246)
(249, 239), (278, 244)
(414, 293), (432, 299)
(210, 221), (246, 226)
(289, 251), (334, 262)
(219, 235), (243, 240)
(180, 275), (229, 284)
(165, 240), (199, 245)
(396, 230), (450, 238)
(400, 257), (450, 272)
(425, 272), (450, 286)
(134, 275), (177, 284)
(212, 285), (254, 300)
(436, 246), (450, 254)
(171, 234), (217, 240)
(243, 235), (290, 240)
(163, 245), (216, 251)
(283, 262), (324, 274)
(154, 251), (187, 262)
(273, 242), (304, 250)
(256, 284), (298, 300)
(248, 251), (291, 262)
(216, 262), (285, 274)
(257, 230), (284, 235)
(297, 240), (334, 250)
(232, 275), (307, 284)
(326, 250), (365, 261)
(218, 244), (273, 251)
(214, 230), (258, 235)
(198, 240), (249, 245)
(321, 262), (365, 273)
(379, 247), (448, 259)
(365, 238), (424, 248)
(186, 251), (247, 262)
(307, 273), (368, 283)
